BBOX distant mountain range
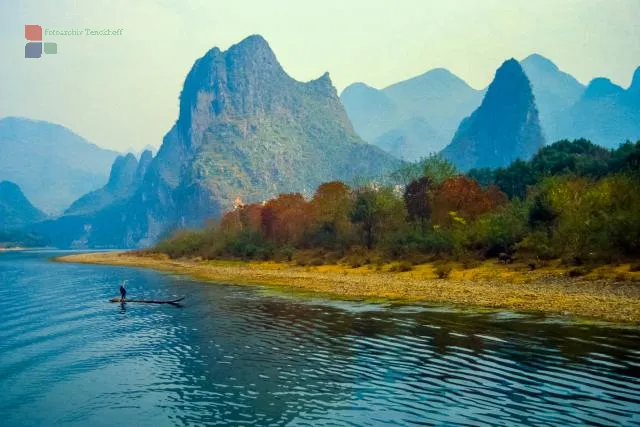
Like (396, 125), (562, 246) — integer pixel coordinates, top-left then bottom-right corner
(31, 35), (399, 248)
(0, 117), (119, 214)
(441, 59), (545, 170)
(549, 68), (640, 148)
(341, 55), (640, 161)
(340, 69), (482, 160)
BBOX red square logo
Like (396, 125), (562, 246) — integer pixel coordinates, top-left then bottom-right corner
(25, 25), (42, 41)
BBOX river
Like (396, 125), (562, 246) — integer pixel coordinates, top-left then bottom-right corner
(0, 250), (638, 426)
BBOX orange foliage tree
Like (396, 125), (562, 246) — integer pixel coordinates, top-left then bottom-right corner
(432, 176), (507, 225)
(261, 193), (315, 246)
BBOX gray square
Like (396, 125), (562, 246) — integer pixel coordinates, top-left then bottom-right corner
(25, 42), (42, 58)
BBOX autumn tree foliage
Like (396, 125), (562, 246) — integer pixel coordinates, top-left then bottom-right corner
(238, 203), (263, 233)
(431, 176), (507, 225)
(261, 193), (314, 245)
(156, 139), (640, 264)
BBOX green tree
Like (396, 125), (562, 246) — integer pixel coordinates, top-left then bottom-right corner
(494, 159), (536, 199)
(422, 154), (457, 184)
(350, 186), (406, 249)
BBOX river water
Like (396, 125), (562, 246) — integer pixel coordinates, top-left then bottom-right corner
(0, 250), (638, 426)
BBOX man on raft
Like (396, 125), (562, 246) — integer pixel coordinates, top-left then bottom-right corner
(119, 280), (127, 302)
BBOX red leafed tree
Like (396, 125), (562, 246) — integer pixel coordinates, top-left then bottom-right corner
(432, 176), (507, 225)
(261, 193), (314, 245)
(218, 209), (242, 235)
(238, 203), (263, 233)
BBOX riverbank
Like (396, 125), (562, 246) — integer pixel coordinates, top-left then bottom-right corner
(56, 251), (640, 324)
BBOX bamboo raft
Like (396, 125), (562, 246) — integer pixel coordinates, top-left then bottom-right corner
(109, 297), (185, 305)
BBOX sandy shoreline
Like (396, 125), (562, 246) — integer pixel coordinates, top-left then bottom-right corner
(56, 251), (640, 324)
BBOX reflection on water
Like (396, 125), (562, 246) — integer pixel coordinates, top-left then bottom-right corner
(0, 251), (638, 426)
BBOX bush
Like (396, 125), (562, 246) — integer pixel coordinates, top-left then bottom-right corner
(344, 254), (366, 268)
(567, 267), (589, 277)
(279, 245), (295, 261)
(310, 258), (325, 266)
(154, 229), (205, 259)
(629, 262), (640, 272)
(390, 261), (413, 272)
(324, 251), (342, 264)
(461, 258), (481, 269)
(435, 264), (453, 279)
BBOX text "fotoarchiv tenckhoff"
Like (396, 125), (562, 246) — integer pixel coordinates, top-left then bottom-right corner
(44, 28), (124, 36)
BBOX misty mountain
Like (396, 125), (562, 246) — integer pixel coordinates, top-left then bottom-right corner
(441, 59), (545, 170)
(550, 68), (640, 148)
(342, 53), (638, 159)
(520, 54), (585, 140)
(0, 180), (47, 229)
(0, 117), (119, 214)
(64, 150), (152, 216)
(341, 69), (482, 161)
(372, 117), (443, 161)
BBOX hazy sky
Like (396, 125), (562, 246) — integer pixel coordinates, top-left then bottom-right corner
(1, 0), (639, 152)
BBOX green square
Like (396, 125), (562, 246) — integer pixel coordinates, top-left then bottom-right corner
(44, 42), (57, 54)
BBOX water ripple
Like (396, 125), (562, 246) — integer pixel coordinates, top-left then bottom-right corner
(0, 251), (639, 426)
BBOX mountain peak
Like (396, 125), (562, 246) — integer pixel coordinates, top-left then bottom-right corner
(384, 67), (472, 93)
(497, 58), (524, 75)
(584, 77), (624, 99)
(341, 82), (380, 96)
(522, 54), (559, 72)
(235, 34), (270, 49)
(480, 58), (533, 111)
(106, 153), (138, 191)
(177, 35), (294, 141)
(441, 58), (544, 170)
(308, 71), (335, 95)
(226, 34), (280, 69)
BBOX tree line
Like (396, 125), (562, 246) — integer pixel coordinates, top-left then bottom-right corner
(155, 139), (640, 267)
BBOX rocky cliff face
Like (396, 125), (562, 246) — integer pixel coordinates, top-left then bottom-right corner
(124, 35), (398, 246)
(441, 59), (545, 171)
(38, 35), (398, 248)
